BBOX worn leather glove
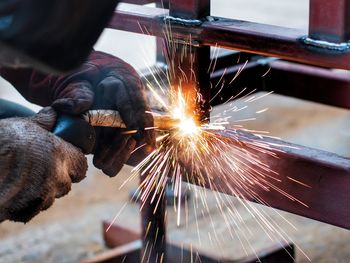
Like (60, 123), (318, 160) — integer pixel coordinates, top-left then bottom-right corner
(0, 51), (155, 176)
(0, 107), (87, 223)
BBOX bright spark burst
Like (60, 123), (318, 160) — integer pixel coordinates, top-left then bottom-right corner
(110, 19), (311, 262)
(121, 86), (308, 260)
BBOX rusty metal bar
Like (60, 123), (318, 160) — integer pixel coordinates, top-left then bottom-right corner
(166, 0), (211, 122)
(309, 0), (350, 43)
(185, 130), (350, 230)
(109, 4), (350, 70)
(139, 1), (212, 262)
(140, 172), (167, 262)
(156, 1), (168, 65)
(83, 241), (142, 263)
(209, 55), (350, 110)
(168, 0), (210, 19)
(266, 60), (350, 109)
(166, 44), (211, 122)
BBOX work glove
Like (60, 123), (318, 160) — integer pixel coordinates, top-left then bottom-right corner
(0, 107), (87, 223)
(0, 50), (155, 176)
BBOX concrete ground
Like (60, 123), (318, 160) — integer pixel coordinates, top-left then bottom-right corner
(1, 0), (350, 262)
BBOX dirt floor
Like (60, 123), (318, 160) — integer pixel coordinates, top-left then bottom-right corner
(1, 0), (350, 262)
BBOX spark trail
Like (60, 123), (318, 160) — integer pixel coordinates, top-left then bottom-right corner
(112, 21), (311, 262)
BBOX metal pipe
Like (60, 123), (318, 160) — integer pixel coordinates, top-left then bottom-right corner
(309, 0), (350, 43)
(84, 110), (179, 130)
(183, 129), (350, 230)
(109, 3), (350, 71)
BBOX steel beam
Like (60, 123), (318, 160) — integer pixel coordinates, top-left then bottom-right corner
(109, 4), (350, 70)
(266, 60), (350, 109)
(309, 0), (350, 43)
(184, 130), (350, 230)
(169, 0), (210, 19)
(166, 0), (211, 122)
(208, 56), (350, 110)
(140, 172), (167, 262)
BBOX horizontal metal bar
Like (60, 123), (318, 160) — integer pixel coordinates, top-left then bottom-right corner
(209, 56), (350, 109)
(266, 60), (350, 109)
(83, 240), (142, 263)
(142, 53), (350, 109)
(110, 4), (350, 70)
(184, 129), (350, 230)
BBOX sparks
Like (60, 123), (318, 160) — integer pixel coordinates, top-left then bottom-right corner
(110, 21), (311, 262)
(170, 91), (200, 137)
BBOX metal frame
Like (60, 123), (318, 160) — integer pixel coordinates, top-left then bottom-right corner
(92, 0), (350, 262)
(109, 3), (350, 69)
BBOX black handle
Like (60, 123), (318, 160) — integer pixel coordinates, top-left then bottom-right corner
(52, 114), (96, 153)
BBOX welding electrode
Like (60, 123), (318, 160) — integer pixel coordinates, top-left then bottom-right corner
(83, 110), (178, 130)
(53, 110), (178, 153)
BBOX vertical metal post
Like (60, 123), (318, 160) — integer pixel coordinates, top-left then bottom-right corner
(140, 173), (167, 263)
(309, 0), (350, 43)
(169, 0), (210, 19)
(168, 0), (211, 123)
(156, 0), (169, 66)
(140, 2), (168, 263)
(140, 1), (211, 262)
(139, 2), (171, 262)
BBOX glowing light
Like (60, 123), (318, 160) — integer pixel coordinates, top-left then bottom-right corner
(177, 116), (199, 135)
(111, 23), (311, 262)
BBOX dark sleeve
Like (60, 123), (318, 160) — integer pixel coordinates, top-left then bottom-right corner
(0, 67), (57, 106)
(0, 50), (99, 106)
(0, 0), (120, 73)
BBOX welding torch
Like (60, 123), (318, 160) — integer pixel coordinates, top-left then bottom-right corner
(52, 110), (178, 153)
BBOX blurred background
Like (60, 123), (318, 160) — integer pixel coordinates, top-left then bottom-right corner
(1, 0), (350, 262)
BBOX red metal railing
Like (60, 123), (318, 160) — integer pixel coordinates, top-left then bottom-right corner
(102, 0), (350, 261)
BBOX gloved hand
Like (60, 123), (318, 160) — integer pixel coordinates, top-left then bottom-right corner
(0, 107), (87, 223)
(0, 51), (155, 176)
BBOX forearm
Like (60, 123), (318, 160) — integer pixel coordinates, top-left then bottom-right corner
(0, 50), (99, 107)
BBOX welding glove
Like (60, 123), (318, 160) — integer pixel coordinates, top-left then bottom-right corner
(0, 50), (155, 177)
(0, 107), (87, 223)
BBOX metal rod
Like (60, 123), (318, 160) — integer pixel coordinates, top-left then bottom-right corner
(309, 0), (350, 43)
(109, 3), (350, 70)
(168, 0), (210, 19)
(83, 110), (178, 130)
(167, 0), (211, 122)
(183, 129), (350, 230)
(266, 60), (350, 109)
(139, 1), (212, 262)
(165, 43), (211, 123)
(140, 172), (167, 263)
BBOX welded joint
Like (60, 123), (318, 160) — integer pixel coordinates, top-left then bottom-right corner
(301, 36), (350, 52)
(171, 38), (200, 47)
(256, 57), (279, 66)
(163, 15), (203, 27)
(163, 15), (218, 27)
(162, 16), (217, 47)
